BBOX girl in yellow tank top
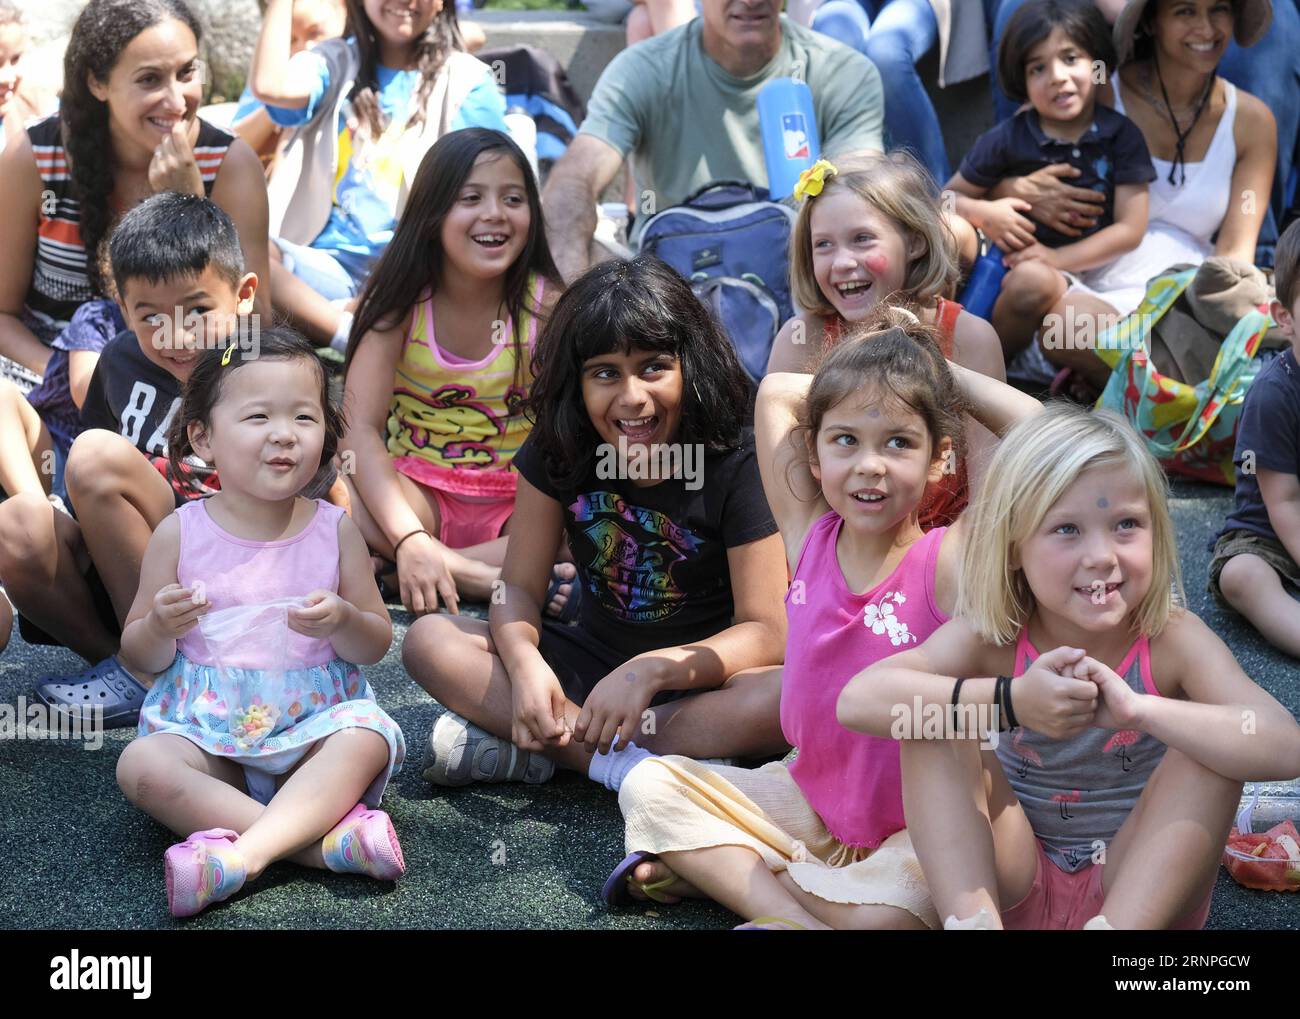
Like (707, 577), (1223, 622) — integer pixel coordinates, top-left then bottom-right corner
(341, 128), (564, 616)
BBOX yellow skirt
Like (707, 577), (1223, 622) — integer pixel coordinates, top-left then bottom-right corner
(619, 755), (939, 928)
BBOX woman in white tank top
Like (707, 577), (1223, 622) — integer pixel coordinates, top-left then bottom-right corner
(1005, 0), (1278, 390)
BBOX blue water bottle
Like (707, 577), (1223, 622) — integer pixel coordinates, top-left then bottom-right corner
(758, 77), (820, 201)
(958, 242), (1007, 322)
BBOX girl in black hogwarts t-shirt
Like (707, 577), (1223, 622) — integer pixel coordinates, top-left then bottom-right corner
(404, 256), (790, 787)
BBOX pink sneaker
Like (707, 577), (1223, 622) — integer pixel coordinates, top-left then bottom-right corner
(164, 828), (247, 917)
(322, 803), (405, 880)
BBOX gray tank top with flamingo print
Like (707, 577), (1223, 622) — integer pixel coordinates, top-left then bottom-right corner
(995, 632), (1166, 872)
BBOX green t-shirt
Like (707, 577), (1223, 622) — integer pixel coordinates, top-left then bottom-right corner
(579, 16), (884, 239)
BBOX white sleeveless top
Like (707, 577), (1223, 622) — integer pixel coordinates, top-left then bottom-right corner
(1081, 75), (1238, 315)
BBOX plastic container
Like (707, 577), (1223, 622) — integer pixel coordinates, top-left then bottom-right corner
(958, 242), (1007, 322)
(1221, 783), (1300, 892)
(757, 77), (820, 201)
(191, 599), (300, 751)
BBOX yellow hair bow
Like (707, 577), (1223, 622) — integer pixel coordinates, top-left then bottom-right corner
(793, 159), (838, 202)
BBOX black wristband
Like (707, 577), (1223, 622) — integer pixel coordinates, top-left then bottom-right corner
(951, 677), (967, 706)
(996, 675), (1009, 731)
(1001, 675), (1020, 729)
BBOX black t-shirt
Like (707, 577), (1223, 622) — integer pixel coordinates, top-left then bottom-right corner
(79, 330), (219, 505)
(958, 105), (1156, 248)
(513, 430), (778, 657)
(1221, 348), (1300, 543)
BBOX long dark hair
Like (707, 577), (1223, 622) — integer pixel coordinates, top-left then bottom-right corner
(62, 0), (203, 295)
(343, 0), (463, 142)
(527, 255), (751, 492)
(346, 128), (561, 397)
(169, 327), (346, 496)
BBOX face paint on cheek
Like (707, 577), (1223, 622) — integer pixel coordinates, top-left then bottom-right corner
(865, 253), (890, 277)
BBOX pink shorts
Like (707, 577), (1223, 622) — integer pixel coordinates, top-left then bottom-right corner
(393, 456), (516, 549)
(426, 486), (514, 549)
(1001, 840), (1214, 930)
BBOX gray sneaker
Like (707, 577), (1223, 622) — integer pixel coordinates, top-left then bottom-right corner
(421, 709), (556, 786)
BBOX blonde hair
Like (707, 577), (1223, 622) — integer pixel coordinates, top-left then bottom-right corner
(956, 403), (1184, 646)
(789, 151), (960, 319)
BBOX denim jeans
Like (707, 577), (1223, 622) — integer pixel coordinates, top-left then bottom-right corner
(811, 0), (950, 183)
(988, 0), (1300, 262)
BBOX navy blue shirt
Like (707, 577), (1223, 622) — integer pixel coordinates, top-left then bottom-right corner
(1221, 347), (1300, 545)
(958, 105), (1156, 248)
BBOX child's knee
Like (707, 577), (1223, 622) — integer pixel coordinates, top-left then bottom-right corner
(1001, 263), (1064, 314)
(65, 429), (145, 499)
(402, 614), (467, 690)
(331, 726), (390, 769)
(116, 738), (186, 807)
(1216, 553), (1272, 608)
(0, 492), (60, 577)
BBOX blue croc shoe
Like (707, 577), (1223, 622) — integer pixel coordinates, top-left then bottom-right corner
(35, 657), (149, 729)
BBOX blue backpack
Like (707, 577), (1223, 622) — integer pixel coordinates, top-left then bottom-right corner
(639, 181), (797, 381)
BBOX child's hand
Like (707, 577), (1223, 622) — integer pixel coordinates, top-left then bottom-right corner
(1014, 645), (1098, 739)
(288, 590), (353, 639)
(147, 583), (209, 639)
(980, 197), (1036, 252)
(148, 120), (204, 197)
(575, 664), (657, 756)
(1072, 656), (1144, 732)
(395, 533), (459, 616)
(510, 666), (571, 752)
(1003, 242), (1058, 270)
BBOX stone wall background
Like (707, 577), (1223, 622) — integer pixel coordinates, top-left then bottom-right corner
(15, 0), (261, 103)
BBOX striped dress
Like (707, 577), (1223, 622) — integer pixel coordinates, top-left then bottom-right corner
(25, 115), (234, 341)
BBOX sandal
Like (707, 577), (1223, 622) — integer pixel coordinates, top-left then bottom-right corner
(164, 828), (247, 918)
(322, 803), (406, 881)
(601, 850), (679, 908)
(34, 657), (150, 729)
(734, 916), (807, 930)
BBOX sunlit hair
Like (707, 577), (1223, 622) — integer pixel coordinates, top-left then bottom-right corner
(956, 403), (1183, 645)
(788, 151), (959, 319)
(792, 305), (965, 516)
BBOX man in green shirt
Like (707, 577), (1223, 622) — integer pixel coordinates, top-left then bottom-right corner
(542, 0), (885, 281)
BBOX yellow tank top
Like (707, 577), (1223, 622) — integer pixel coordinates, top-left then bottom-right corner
(386, 275), (546, 497)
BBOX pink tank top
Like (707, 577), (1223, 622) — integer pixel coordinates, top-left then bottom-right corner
(780, 511), (949, 847)
(176, 498), (345, 670)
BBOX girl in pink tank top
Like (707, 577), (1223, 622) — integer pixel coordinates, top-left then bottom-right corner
(609, 307), (1044, 929)
(116, 329), (407, 918)
(840, 404), (1300, 930)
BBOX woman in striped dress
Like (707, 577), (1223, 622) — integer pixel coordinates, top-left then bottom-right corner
(0, 0), (270, 384)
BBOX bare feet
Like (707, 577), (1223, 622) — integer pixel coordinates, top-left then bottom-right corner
(628, 857), (704, 903)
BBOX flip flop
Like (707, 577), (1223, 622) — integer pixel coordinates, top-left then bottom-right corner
(545, 566), (582, 624)
(734, 916), (807, 930)
(34, 657), (150, 729)
(601, 850), (680, 908)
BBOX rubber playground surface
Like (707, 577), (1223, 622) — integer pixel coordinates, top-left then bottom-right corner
(0, 479), (1296, 930)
